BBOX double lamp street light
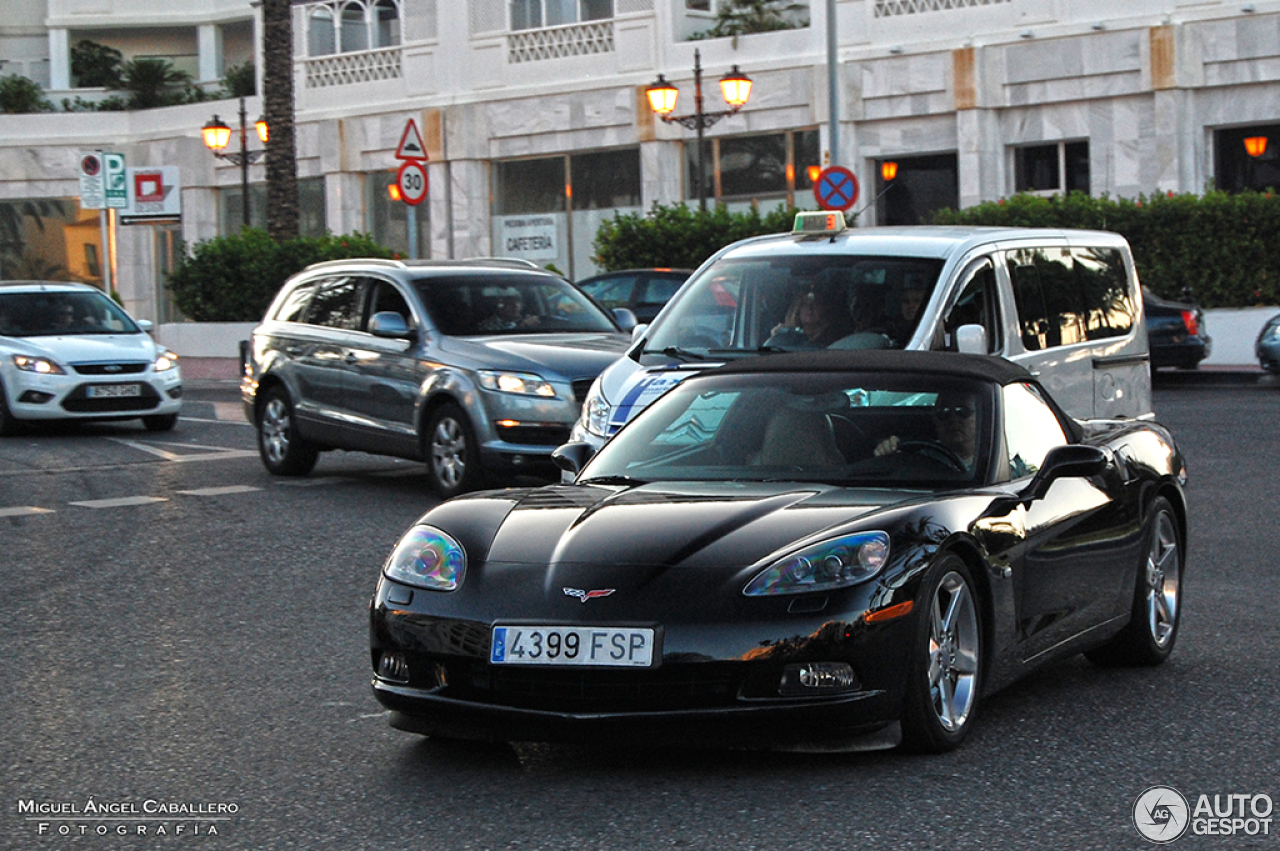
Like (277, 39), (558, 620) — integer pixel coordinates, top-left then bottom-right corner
(202, 97), (269, 228)
(646, 49), (752, 211)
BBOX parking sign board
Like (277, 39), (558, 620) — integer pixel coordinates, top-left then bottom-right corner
(103, 152), (128, 209)
(79, 152), (105, 209)
(814, 166), (859, 212)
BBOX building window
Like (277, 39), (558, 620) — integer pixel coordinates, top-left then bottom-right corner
(1014, 141), (1089, 195)
(304, 0), (401, 56)
(366, 172), (429, 258)
(220, 177), (327, 236)
(875, 152), (959, 225)
(570, 149), (641, 209)
(685, 129), (820, 208)
(495, 157), (567, 215)
(1216, 124), (1280, 193)
(510, 0), (613, 30)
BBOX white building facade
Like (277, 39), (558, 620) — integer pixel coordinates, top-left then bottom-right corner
(2, 0), (1280, 326)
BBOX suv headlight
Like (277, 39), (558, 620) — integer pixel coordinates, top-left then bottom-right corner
(12, 355), (65, 375)
(477, 370), (556, 397)
(383, 526), (466, 592)
(744, 532), (890, 596)
(580, 377), (610, 437)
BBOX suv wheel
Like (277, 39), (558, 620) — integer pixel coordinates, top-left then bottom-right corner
(425, 402), (485, 499)
(257, 386), (319, 476)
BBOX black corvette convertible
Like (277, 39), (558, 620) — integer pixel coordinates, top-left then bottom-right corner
(370, 350), (1186, 753)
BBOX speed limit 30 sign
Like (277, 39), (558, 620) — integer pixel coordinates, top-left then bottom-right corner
(396, 160), (428, 206)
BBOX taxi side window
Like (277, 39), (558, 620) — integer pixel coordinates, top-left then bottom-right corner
(1008, 247), (1134, 351)
(942, 259), (998, 352)
(1002, 382), (1068, 479)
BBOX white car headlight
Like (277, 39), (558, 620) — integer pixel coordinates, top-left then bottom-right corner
(580, 377), (610, 437)
(153, 349), (179, 372)
(744, 532), (891, 596)
(477, 370), (556, 397)
(383, 526), (466, 592)
(12, 354), (65, 375)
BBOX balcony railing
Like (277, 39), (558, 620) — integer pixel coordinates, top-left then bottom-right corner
(304, 45), (402, 88)
(508, 20), (614, 64)
(876, 0), (1009, 16)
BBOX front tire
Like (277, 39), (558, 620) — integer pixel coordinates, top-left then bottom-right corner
(900, 554), (983, 753)
(424, 402), (485, 499)
(1085, 496), (1182, 667)
(256, 386), (319, 476)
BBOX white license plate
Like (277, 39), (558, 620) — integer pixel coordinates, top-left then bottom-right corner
(490, 625), (656, 667)
(87, 383), (141, 398)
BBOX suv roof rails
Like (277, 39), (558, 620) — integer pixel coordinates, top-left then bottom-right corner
(302, 257), (549, 273)
(303, 258), (408, 272)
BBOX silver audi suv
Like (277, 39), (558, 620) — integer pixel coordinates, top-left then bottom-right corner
(242, 258), (632, 497)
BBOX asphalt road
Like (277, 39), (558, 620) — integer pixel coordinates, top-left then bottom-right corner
(1, 375), (1278, 850)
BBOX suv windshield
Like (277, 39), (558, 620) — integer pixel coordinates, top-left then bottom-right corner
(413, 274), (618, 336)
(581, 371), (993, 488)
(0, 291), (140, 337)
(644, 254), (945, 356)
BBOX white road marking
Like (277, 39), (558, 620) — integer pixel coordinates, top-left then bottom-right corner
(179, 415), (253, 427)
(0, 506), (55, 517)
(107, 437), (257, 461)
(69, 496), (169, 508)
(275, 476), (352, 487)
(175, 485), (263, 496)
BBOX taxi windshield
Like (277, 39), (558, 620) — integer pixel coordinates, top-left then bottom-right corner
(644, 254), (944, 357)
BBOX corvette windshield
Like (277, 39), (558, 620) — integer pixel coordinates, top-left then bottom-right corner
(0, 291), (140, 337)
(581, 372), (993, 487)
(644, 254), (945, 356)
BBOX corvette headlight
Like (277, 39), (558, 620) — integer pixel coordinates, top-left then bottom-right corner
(153, 349), (179, 372)
(477, 370), (556, 398)
(580, 378), (610, 437)
(12, 355), (65, 375)
(383, 526), (466, 591)
(744, 531), (890, 596)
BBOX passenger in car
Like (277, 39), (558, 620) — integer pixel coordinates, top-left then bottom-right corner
(480, 288), (539, 332)
(769, 285), (855, 347)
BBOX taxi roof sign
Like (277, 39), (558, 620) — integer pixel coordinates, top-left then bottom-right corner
(793, 210), (847, 234)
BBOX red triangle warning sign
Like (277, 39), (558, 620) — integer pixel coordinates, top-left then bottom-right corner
(396, 119), (427, 161)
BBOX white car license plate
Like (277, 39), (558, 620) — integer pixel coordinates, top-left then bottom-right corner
(87, 383), (141, 398)
(490, 625), (656, 667)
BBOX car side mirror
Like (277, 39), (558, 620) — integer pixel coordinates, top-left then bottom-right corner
(369, 311), (414, 339)
(612, 308), (638, 333)
(630, 322), (649, 343)
(956, 324), (988, 354)
(137, 319), (153, 332)
(551, 441), (596, 475)
(1018, 444), (1108, 504)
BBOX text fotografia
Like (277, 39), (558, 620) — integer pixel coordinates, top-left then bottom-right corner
(1133, 786), (1275, 843)
(19, 797), (237, 838)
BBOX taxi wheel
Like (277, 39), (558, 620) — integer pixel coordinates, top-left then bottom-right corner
(1085, 496), (1182, 667)
(142, 413), (178, 432)
(900, 554), (983, 754)
(424, 402), (486, 499)
(256, 386), (319, 476)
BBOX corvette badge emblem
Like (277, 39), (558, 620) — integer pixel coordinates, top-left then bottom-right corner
(563, 587), (615, 603)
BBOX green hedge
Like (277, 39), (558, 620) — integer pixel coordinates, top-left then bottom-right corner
(932, 191), (1280, 308)
(165, 230), (394, 322)
(593, 203), (796, 272)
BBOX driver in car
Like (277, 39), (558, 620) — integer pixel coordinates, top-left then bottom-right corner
(873, 389), (979, 471)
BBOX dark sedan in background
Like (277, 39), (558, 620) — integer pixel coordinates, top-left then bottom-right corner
(370, 350), (1187, 754)
(1256, 311), (1280, 373)
(574, 268), (692, 324)
(1145, 287), (1211, 370)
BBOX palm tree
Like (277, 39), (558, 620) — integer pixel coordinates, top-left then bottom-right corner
(119, 58), (191, 109)
(262, 0), (300, 241)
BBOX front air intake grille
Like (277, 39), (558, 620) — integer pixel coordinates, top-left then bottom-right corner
(571, 378), (595, 403)
(72, 362), (148, 375)
(61, 383), (161, 413)
(452, 661), (742, 712)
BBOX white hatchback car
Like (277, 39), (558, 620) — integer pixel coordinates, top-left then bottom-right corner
(0, 281), (182, 435)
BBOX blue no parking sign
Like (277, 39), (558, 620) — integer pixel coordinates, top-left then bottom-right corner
(814, 166), (859, 212)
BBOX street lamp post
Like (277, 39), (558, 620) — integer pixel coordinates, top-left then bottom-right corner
(202, 97), (269, 228)
(646, 50), (752, 211)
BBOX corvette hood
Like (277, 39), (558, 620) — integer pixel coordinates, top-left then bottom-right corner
(474, 481), (925, 571)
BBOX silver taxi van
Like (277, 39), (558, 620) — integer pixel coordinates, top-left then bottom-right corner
(571, 212), (1151, 449)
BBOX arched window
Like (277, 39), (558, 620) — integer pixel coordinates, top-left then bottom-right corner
(308, 6), (336, 55)
(373, 0), (401, 47)
(304, 0), (400, 55)
(340, 1), (369, 52)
